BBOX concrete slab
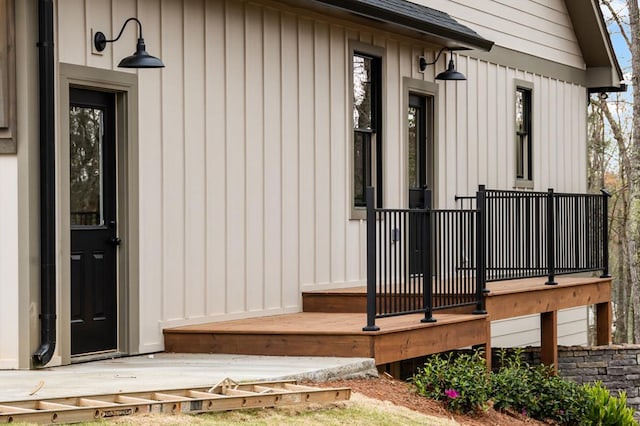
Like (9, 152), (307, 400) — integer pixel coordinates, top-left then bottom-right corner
(0, 354), (377, 402)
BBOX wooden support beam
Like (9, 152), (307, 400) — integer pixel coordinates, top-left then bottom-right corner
(596, 301), (612, 346)
(387, 362), (401, 379)
(483, 320), (492, 371)
(540, 311), (558, 375)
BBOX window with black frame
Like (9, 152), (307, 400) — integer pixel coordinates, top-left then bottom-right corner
(353, 52), (382, 209)
(515, 87), (532, 183)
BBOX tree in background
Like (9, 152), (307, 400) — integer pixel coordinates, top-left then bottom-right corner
(593, 0), (638, 342)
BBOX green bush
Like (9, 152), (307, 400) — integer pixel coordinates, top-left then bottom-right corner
(490, 349), (587, 424)
(412, 349), (639, 424)
(411, 350), (490, 414)
(582, 381), (638, 426)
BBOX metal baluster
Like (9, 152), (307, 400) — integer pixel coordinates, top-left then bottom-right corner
(363, 187), (379, 331)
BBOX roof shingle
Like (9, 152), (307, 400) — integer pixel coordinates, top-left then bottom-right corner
(313, 0), (493, 51)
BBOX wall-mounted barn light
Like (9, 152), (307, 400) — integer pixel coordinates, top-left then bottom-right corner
(418, 47), (465, 81)
(94, 17), (164, 68)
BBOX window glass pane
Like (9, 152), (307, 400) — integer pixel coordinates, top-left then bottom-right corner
(515, 87), (532, 181)
(516, 135), (524, 179)
(515, 89), (524, 132)
(354, 131), (369, 207)
(353, 55), (373, 130)
(70, 106), (104, 226)
(408, 106), (418, 188)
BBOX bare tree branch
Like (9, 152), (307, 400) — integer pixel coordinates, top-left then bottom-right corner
(603, 0), (633, 49)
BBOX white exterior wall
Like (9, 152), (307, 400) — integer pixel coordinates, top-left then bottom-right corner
(54, 0), (590, 353)
(436, 56), (588, 208)
(412, 0), (584, 68)
(492, 307), (589, 348)
(0, 157), (19, 368)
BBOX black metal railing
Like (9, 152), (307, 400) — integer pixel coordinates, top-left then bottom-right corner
(363, 187), (484, 331)
(363, 185), (610, 331)
(472, 186), (609, 283)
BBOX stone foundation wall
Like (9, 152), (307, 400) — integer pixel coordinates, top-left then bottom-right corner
(558, 345), (640, 410)
(504, 345), (640, 412)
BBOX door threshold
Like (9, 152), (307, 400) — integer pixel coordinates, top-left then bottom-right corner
(70, 350), (124, 364)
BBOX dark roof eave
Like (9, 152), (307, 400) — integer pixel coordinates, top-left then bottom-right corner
(313, 0), (494, 52)
(588, 83), (628, 94)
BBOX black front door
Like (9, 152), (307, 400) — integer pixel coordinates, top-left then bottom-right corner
(69, 88), (118, 355)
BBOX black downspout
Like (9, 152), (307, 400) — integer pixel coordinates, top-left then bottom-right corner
(33, 0), (56, 367)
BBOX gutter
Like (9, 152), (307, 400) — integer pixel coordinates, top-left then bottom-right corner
(32, 0), (56, 367)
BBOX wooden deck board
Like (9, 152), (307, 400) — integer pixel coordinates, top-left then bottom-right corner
(164, 312), (483, 335)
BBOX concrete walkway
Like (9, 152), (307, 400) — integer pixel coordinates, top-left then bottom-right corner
(0, 354), (377, 402)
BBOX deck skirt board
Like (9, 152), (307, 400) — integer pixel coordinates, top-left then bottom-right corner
(485, 277), (611, 320)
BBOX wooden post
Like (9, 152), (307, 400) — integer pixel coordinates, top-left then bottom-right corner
(596, 301), (612, 345)
(540, 311), (558, 375)
(483, 320), (492, 372)
(388, 361), (401, 379)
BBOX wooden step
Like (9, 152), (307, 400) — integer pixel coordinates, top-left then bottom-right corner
(302, 286), (476, 315)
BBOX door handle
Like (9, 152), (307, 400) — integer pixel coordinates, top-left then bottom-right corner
(109, 237), (122, 246)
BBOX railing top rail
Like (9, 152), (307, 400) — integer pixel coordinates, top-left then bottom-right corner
(373, 207), (479, 214)
(553, 191), (603, 198)
(455, 187), (608, 199)
(485, 190), (547, 198)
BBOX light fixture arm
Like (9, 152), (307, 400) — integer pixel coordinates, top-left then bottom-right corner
(92, 17), (164, 68)
(418, 47), (466, 80)
(419, 47), (448, 71)
(94, 17), (144, 52)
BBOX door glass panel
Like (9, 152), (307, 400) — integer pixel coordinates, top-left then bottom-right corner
(408, 105), (418, 188)
(70, 106), (104, 226)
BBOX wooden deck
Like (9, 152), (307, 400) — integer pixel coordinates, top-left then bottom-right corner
(164, 275), (612, 368)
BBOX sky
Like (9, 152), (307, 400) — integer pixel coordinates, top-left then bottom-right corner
(601, 0), (631, 77)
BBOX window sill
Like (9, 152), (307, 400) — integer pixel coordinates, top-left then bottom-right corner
(514, 179), (534, 190)
(350, 207), (367, 221)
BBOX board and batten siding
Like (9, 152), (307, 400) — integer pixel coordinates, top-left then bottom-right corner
(438, 54), (588, 209)
(411, 0), (584, 69)
(491, 307), (589, 347)
(55, 0), (589, 353)
(0, 156), (19, 368)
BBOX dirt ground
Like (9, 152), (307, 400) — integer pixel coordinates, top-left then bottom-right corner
(319, 375), (548, 426)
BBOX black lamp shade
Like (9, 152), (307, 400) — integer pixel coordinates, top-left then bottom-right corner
(93, 18), (164, 69)
(118, 38), (164, 68)
(435, 57), (466, 81)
